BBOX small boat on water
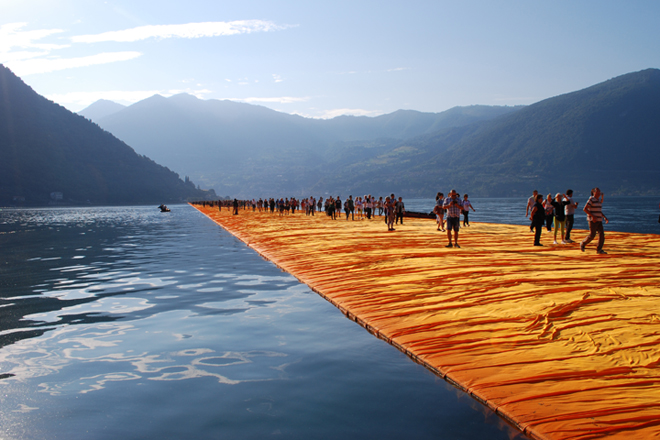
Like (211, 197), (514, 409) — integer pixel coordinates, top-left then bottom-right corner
(158, 204), (171, 212)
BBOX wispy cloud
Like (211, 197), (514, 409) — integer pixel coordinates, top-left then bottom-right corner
(7, 52), (142, 76)
(1, 20), (292, 76)
(0, 22), (70, 67)
(272, 74), (284, 83)
(72, 20), (290, 43)
(0, 22), (68, 54)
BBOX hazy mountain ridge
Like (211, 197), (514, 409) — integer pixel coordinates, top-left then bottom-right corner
(86, 95), (521, 195)
(281, 69), (660, 197)
(419, 68), (660, 195)
(0, 65), (215, 206)
(78, 99), (126, 121)
(22, 67), (659, 200)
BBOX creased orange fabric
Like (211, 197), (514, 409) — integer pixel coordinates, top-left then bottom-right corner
(192, 205), (660, 440)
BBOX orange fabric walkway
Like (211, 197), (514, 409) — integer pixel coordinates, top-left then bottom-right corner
(192, 204), (660, 440)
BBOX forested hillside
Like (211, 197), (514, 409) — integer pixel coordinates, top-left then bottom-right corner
(0, 65), (215, 206)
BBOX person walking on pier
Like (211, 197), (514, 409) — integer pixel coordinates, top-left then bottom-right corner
(551, 193), (569, 244)
(434, 192), (445, 231)
(385, 196), (396, 231)
(395, 197), (405, 225)
(526, 190), (539, 231)
(564, 190), (578, 242)
(462, 194), (475, 226)
(346, 196), (354, 220)
(581, 187), (608, 254)
(443, 190), (462, 248)
(543, 194), (554, 232)
(530, 194), (545, 246)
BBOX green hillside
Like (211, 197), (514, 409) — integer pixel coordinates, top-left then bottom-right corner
(340, 69), (660, 197)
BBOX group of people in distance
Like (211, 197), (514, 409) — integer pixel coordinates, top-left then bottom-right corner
(433, 190), (475, 248)
(205, 194), (408, 229)
(307, 194), (406, 231)
(197, 186), (620, 254)
(527, 187), (608, 254)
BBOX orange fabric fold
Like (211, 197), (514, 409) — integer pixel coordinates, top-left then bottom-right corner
(192, 204), (660, 440)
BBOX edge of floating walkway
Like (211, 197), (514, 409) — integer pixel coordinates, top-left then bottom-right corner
(191, 204), (660, 440)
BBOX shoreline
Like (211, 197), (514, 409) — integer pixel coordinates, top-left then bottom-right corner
(192, 203), (660, 440)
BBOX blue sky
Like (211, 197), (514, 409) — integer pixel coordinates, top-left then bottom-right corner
(1, 0), (659, 118)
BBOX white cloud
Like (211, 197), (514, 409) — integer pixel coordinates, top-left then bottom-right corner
(1, 20), (292, 76)
(272, 74), (284, 83)
(72, 20), (290, 44)
(0, 22), (141, 75)
(6, 51), (142, 76)
(0, 22), (68, 53)
(0, 23), (70, 65)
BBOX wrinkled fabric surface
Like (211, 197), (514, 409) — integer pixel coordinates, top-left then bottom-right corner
(193, 205), (660, 440)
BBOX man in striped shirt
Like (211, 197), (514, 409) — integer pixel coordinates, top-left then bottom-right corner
(580, 187), (609, 254)
(443, 189), (463, 248)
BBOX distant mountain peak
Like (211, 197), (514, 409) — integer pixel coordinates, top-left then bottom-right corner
(168, 93), (202, 102)
(78, 99), (126, 122)
(0, 65), (214, 205)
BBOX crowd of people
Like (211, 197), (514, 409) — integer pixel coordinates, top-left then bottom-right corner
(194, 186), (637, 255)
(197, 192), (478, 246)
(527, 187), (608, 254)
(199, 195), (409, 225)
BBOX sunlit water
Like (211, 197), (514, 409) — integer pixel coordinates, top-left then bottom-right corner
(1, 205), (523, 440)
(0, 198), (657, 439)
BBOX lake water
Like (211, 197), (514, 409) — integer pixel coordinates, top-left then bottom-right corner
(0, 198), (657, 439)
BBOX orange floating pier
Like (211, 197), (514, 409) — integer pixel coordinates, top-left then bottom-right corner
(192, 204), (660, 440)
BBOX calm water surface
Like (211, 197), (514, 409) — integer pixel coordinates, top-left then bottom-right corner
(0, 205), (525, 440)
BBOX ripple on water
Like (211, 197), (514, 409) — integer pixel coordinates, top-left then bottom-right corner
(0, 205), (526, 440)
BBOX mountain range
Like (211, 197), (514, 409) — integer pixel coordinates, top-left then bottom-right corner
(81, 68), (660, 198)
(82, 94), (522, 197)
(2, 65), (658, 206)
(0, 65), (215, 206)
